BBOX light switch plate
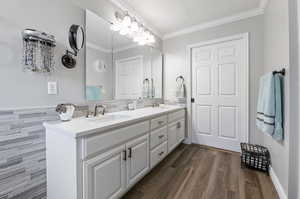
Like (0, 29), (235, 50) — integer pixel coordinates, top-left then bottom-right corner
(48, 81), (57, 95)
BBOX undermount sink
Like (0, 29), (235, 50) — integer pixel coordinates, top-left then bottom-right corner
(86, 114), (131, 122)
(153, 104), (173, 109)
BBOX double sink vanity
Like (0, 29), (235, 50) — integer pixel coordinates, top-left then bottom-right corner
(44, 105), (186, 199)
(44, 9), (179, 199)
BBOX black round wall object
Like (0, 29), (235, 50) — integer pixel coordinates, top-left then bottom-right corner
(69, 24), (85, 53)
(61, 53), (76, 69)
(62, 24), (85, 69)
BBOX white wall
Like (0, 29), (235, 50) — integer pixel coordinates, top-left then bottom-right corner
(263, 0), (290, 194)
(163, 15), (264, 144)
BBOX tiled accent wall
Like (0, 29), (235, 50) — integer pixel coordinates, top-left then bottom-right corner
(0, 98), (163, 199)
(0, 108), (58, 199)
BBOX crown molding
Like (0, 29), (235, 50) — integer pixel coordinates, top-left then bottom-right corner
(163, 8), (265, 40)
(109, 0), (163, 38)
(113, 44), (139, 53)
(87, 42), (144, 53)
(87, 42), (112, 53)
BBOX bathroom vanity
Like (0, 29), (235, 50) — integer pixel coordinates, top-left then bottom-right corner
(44, 105), (186, 199)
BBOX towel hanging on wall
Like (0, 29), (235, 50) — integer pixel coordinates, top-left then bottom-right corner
(256, 70), (284, 141)
(175, 76), (186, 104)
(175, 76), (185, 97)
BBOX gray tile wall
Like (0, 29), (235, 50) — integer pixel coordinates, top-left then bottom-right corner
(0, 108), (58, 199)
(0, 99), (163, 199)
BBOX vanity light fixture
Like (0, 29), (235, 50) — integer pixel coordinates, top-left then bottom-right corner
(110, 11), (156, 46)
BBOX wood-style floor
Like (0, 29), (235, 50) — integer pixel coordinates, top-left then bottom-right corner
(122, 144), (279, 199)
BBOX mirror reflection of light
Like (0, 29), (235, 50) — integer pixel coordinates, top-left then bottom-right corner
(110, 12), (155, 46)
(93, 60), (106, 73)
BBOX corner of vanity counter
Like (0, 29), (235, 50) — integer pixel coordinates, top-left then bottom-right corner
(43, 121), (78, 138)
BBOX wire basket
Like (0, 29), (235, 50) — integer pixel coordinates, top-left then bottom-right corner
(240, 143), (270, 174)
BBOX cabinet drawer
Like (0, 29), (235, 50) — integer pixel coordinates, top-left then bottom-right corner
(168, 110), (185, 123)
(150, 141), (168, 168)
(150, 126), (167, 149)
(150, 115), (167, 130)
(83, 121), (150, 159)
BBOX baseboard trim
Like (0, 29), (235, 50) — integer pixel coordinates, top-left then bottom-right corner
(183, 139), (192, 144)
(269, 166), (288, 199)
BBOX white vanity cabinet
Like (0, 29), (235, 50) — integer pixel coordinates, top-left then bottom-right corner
(45, 106), (186, 199)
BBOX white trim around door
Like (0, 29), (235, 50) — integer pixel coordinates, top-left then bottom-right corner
(186, 33), (249, 152)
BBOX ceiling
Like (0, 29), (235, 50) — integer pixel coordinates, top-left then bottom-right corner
(112, 0), (263, 38)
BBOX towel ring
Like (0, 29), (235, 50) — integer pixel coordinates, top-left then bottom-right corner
(143, 78), (150, 84)
(176, 76), (184, 84)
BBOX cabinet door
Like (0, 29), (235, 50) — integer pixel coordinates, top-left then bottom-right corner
(126, 134), (149, 188)
(168, 119), (185, 152)
(83, 145), (126, 199)
(168, 122), (178, 152)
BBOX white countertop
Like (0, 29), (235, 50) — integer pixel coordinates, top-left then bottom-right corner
(43, 105), (185, 138)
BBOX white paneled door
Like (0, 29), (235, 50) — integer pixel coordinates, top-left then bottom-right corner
(191, 34), (249, 152)
(115, 56), (143, 99)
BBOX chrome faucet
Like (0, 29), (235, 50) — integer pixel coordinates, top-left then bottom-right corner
(152, 103), (160, 108)
(94, 105), (106, 117)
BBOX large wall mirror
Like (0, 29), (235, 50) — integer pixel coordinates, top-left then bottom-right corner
(85, 9), (163, 101)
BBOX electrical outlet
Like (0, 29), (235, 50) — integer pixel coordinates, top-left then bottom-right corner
(48, 81), (57, 95)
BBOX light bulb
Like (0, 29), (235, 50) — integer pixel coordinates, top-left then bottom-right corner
(131, 21), (139, 32)
(122, 15), (131, 27)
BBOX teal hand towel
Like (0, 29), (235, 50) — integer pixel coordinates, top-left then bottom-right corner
(256, 73), (284, 141)
(273, 74), (284, 141)
(256, 73), (275, 135)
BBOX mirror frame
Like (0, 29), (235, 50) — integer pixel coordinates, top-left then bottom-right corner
(69, 24), (85, 53)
